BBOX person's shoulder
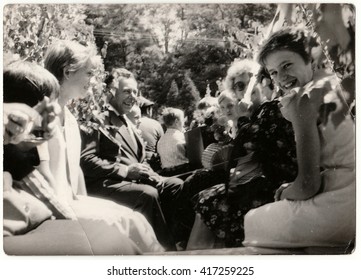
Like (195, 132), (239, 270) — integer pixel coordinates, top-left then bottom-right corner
(313, 68), (335, 83)
(141, 117), (160, 124)
(140, 117), (163, 129)
(300, 70), (336, 111)
(255, 100), (280, 113)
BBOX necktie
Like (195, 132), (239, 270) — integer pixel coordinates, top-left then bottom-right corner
(120, 115), (138, 150)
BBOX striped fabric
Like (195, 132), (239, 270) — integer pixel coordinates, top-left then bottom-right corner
(201, 143), (232, 171)
(19, 170), (77, 220)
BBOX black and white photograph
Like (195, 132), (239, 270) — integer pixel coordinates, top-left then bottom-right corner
(1, 1), (358, 279)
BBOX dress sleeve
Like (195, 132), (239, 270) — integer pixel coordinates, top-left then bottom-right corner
(4, 144), (40, 180)
(249, 101), (298, 185)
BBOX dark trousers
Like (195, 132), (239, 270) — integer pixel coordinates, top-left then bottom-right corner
(170, 168), (228, 245)
(88, 177), (184, 250)
(160, 163), (191, 181)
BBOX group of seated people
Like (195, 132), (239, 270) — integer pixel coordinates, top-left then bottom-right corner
(3, 27), (355, 254)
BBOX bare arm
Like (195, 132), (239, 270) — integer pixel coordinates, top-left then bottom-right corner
(280, 94), (321, 200)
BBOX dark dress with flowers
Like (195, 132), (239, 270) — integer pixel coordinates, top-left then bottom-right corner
(193, 100), (298, 247)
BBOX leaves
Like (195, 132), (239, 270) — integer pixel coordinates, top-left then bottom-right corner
(4, 4), (94, 63)
(5, 3), (352, 133)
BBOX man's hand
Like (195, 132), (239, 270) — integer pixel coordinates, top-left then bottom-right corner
(126, 163), (153, 181)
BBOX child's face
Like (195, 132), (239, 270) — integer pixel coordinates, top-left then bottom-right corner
(127, 108), (141, 128)
(219, 96), (238, 122)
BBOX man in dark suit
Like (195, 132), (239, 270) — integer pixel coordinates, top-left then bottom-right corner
(80, 68), (185, 250)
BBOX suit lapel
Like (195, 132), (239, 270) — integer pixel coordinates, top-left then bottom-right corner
(109, 111), (140, 159)
(131, 125), (145, 162)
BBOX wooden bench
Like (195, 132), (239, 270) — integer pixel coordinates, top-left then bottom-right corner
(147, 243), (355, 255)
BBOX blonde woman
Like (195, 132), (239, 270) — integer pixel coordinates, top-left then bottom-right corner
(44, 40), (164, 253)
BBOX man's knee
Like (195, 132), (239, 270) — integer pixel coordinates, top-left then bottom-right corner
(140, 184), (159, 199)
(163, 177), (183, 189)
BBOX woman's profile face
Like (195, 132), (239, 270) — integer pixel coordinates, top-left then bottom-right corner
(264, 50), (313, 94)
(64, 58), (94, 98)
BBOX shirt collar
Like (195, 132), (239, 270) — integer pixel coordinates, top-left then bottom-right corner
(106, 104), (129, 127)
(106, 104), (123, 117)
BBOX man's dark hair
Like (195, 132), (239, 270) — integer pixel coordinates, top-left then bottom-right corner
(105, 68), (136, 89)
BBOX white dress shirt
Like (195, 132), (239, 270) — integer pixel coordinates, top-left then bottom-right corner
(157, 128), (189, 169)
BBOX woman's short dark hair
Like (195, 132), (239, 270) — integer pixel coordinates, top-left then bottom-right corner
(257, 27), (314, 68)
(4, 60), (60, 107)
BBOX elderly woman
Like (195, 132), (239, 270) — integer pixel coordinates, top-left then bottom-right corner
(186, 59), (297, 250)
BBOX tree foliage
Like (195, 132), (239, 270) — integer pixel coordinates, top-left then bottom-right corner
(4, 4), (94, 64)
(179, 71), (201, 123)
(166, 80), (180, 108)
(3, 3), (354, 126)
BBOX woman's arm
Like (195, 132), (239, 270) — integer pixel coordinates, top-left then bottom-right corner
(280, 93), (321, 200)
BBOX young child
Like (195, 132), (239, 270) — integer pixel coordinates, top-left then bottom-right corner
(126, 105), (142, 130)
(157, 107), (189, 177)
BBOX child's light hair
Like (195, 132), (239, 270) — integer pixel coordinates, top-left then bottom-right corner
(161, 107), (184, 128)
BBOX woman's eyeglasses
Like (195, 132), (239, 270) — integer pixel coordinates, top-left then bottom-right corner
(233, 81), (246, 92)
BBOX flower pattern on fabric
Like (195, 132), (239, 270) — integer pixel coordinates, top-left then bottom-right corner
(193, 100), (298, 248)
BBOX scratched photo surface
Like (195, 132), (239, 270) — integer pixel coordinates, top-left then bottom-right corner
(2, 3), (355, 256)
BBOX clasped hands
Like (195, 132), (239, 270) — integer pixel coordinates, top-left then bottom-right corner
(126, 163), (163, 185)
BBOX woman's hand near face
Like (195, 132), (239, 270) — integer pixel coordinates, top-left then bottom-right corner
(3, 98), (61, 149)
(3, 103), (42, 145)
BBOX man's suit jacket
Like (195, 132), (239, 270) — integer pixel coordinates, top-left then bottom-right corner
(80, 109), (146, 191)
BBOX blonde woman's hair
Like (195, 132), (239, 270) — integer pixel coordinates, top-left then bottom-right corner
(223, 59), (260, 92)
(44, 40), (97, 83)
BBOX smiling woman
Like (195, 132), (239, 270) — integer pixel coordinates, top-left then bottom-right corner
(264, 50), (313, 93)
(44, 41), (99, 106)
(40, 40), (165, 253)
(243, 27), (355, 249)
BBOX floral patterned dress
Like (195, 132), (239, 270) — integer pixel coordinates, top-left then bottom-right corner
(193, 100), (298, 247)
